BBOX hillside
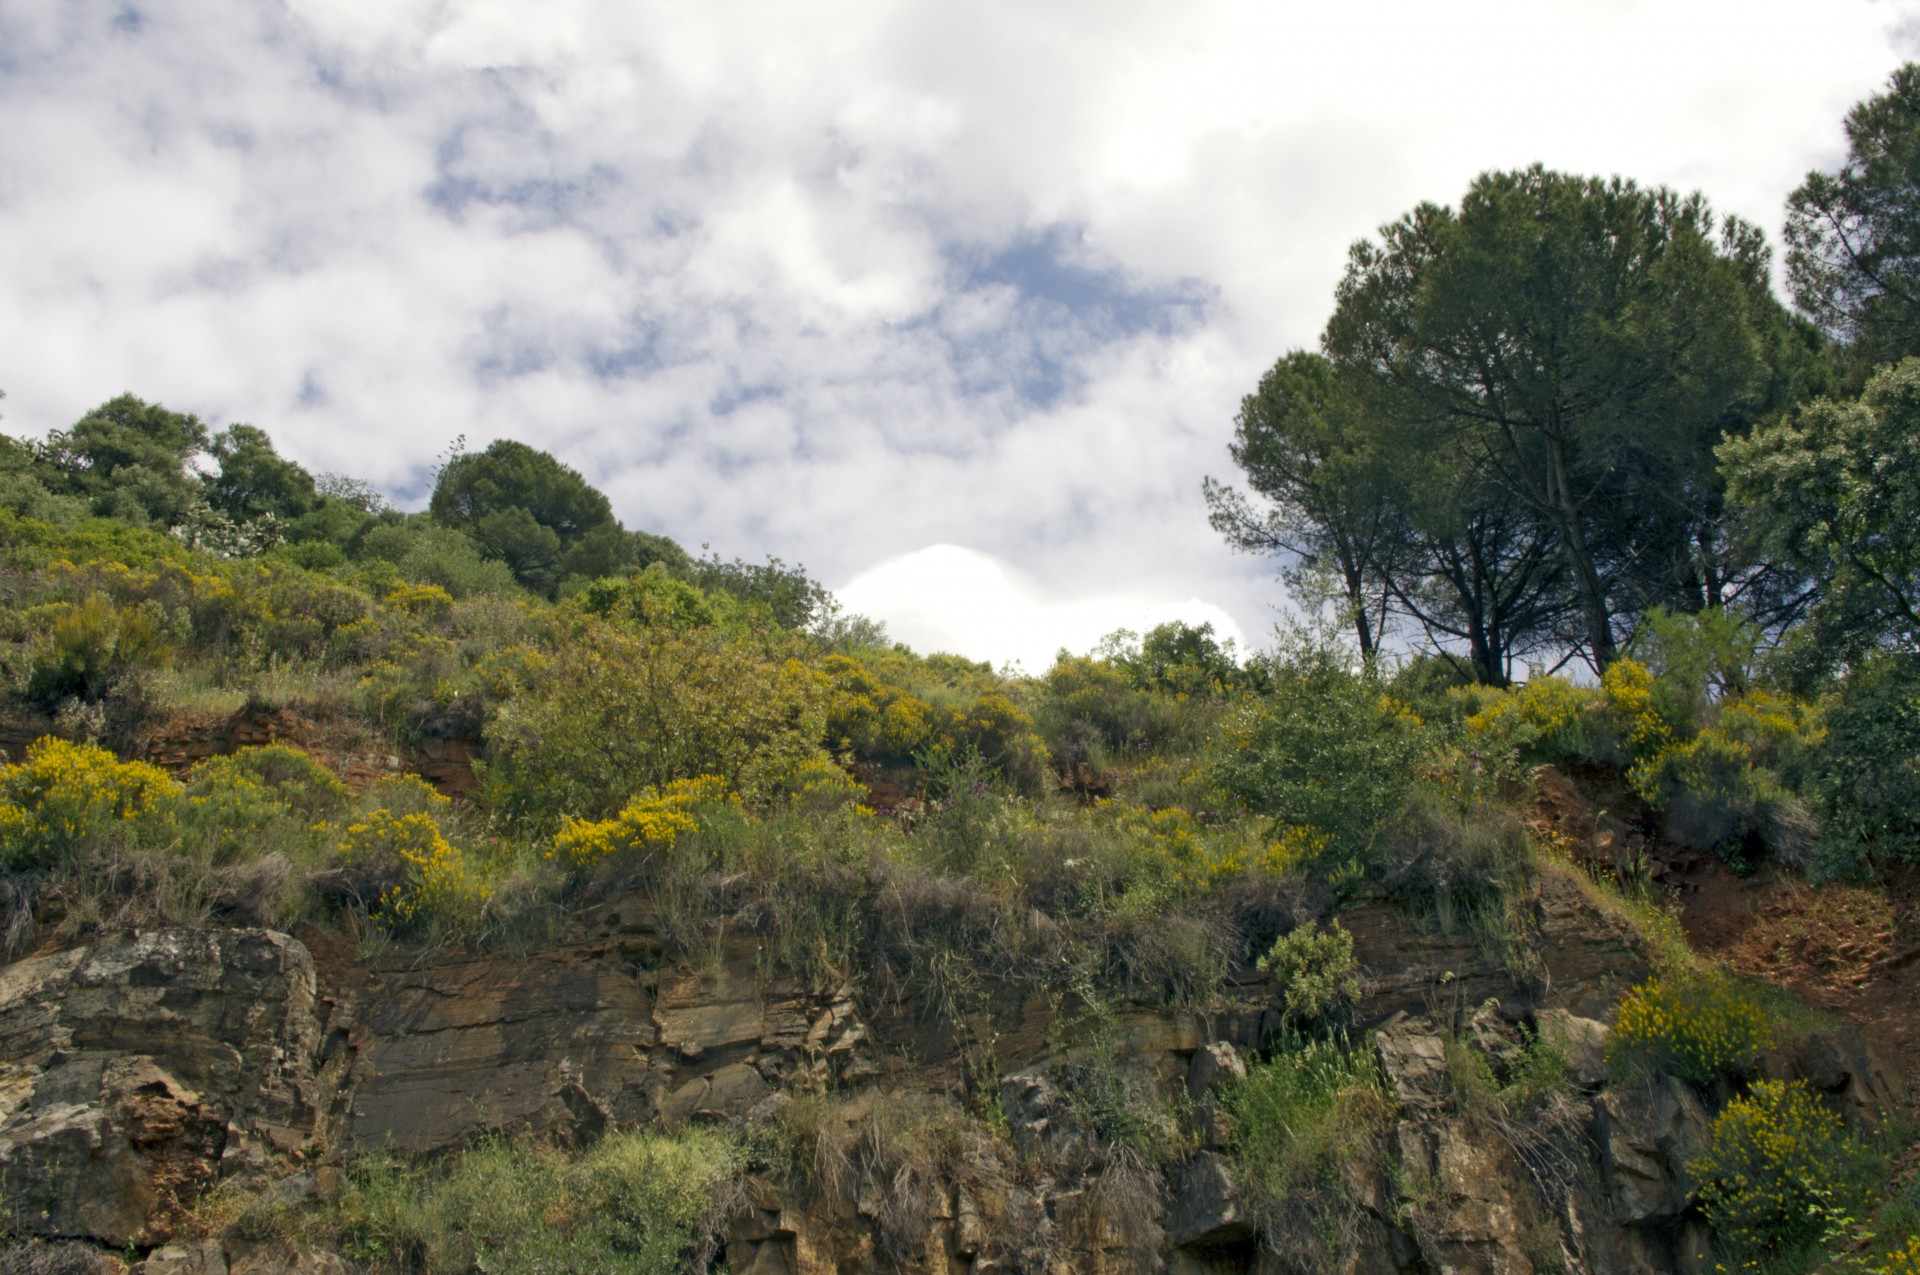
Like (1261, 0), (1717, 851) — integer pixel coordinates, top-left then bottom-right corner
(11, 64), (1920, 1275)
(0, 445), (1908, 1274)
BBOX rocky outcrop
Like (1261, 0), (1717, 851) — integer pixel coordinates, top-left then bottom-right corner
(0, 865), (1902, 1272)
(0, 930), (335, 1247)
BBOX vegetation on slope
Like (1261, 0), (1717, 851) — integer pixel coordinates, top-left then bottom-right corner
(7, 60), (1920, 1275)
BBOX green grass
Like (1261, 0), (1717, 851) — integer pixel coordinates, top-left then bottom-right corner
(328, 1130), (740, 1274)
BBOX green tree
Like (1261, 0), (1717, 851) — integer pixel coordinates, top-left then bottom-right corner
(1720, 357), (1920, 662)
(1785, 63), (1920, 365)
(38, 394), (208, 526)
(686, 552), (832, 631)
(1324, 166), (1795, 670)
(430, 439), (622, 595)
(1209, 352), (1572, 684)
(204, 424), (317, 521)
(1204, 352), (1397, 659)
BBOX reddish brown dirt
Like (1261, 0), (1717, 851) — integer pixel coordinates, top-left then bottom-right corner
(1, 702), (483, 801)
(1529, 764), (1920, 1070)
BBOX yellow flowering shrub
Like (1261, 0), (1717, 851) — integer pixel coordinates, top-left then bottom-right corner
(475, 642), (550, 700)
(549, 776), (735, 868)
(0, 737), (180, 870)
(1455, 674), (1599, 768)
(1117, 802), (1207, 888)
(1627, 689), (1820, 807)
(1689, 1079), (1879, 1261)
(1870, 1235), (1920, 1274)
(383, 581), (457, 626)
(337, 808), (491, 933)
(780, 753), (866, 813)
(1606, 972), (1773, 1085)
(1602, 658), (1677, 762)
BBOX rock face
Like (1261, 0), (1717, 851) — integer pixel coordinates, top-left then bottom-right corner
(0, 869), (1904, 1272)
(341, 929), (885, 1154)
(0, 930), (333, 1246)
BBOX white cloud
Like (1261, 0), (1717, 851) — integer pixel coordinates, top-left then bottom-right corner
(838, 543), (1251, 672)
(0, 0), (1915, 655)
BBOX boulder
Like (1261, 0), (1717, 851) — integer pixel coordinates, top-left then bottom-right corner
(1169, 1151), (1252, 1248)
(1765, 1027), (1909, 1131)
(1373, 1014), (1450, 1109)
(1591, 1075), (1712, 1224)
(1186, 1042), (1246, 1103)
(1534, 1009), (1609, 1090)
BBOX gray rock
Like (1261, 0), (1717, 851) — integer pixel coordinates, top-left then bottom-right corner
(1534, 1008), (1609, 1089)
(1467, 998), (1526, 1080)
(137, 1241), (227, 1274)
(1765, 1026), (1909, 1131)
(1186, 1041), (1247, 1102)
(349, 943), (658, 1153)
(0, 931), (326, 1247)
(1373, 1014), (1450, 1109)
(1169, 1151), (1252, 1248)
(1592, 1075), (1712, 1223)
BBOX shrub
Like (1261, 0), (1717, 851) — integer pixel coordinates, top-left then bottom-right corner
(0, 737), (179, 871)
(1224, 1036), (1391, 1264)
(1804, 651), (1920, 873)
(179, 763), (306, 865)
(1034, 652), (1188, 760)
(1626, 688), (1822, 866)
(187, 745), (349, 821)
(1606, 972), (1774, 1085)
(1454, 674), (1606, 776)
(27, 593), (172, 705)
(1257, 919), (1360, 1031)
(549, 776), (736, 869)
(1205, 635), (1427, 872)
(483, 621), (831, 830)
(1601, 658), (1679, 765)
(337, 807), (491, 936)
(1689, 1079), (1881, 1262)
(950, 691), (1051, 795)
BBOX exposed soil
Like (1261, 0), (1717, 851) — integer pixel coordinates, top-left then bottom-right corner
(1529, 764), (1920, 1073)
(1664, 860), (1920, 1080)
(0, 697), (488, 807)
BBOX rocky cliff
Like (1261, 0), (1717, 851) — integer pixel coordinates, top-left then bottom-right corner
(0, 871), (1901, 1274)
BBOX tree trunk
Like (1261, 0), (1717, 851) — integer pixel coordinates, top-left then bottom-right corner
(1545, 432), (1617, 668)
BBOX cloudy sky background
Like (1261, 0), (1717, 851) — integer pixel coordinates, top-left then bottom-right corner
(1, 0), (1916, 669)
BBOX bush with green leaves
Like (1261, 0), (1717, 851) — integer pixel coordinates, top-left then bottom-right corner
(26, 593), (173, 706)
(1689, 1079), (1882, 1263)
(1204, 632), (1427, 871)
(181, 753), (330, 867)
(1803, 651), (1920, 876)
(483, 619), (832, 830)
(1223, 1036), (1392, 1265)
(1257, 919), (1360, 1030)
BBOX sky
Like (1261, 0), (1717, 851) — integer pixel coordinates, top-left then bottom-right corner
(1, 0), (1917, 671)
